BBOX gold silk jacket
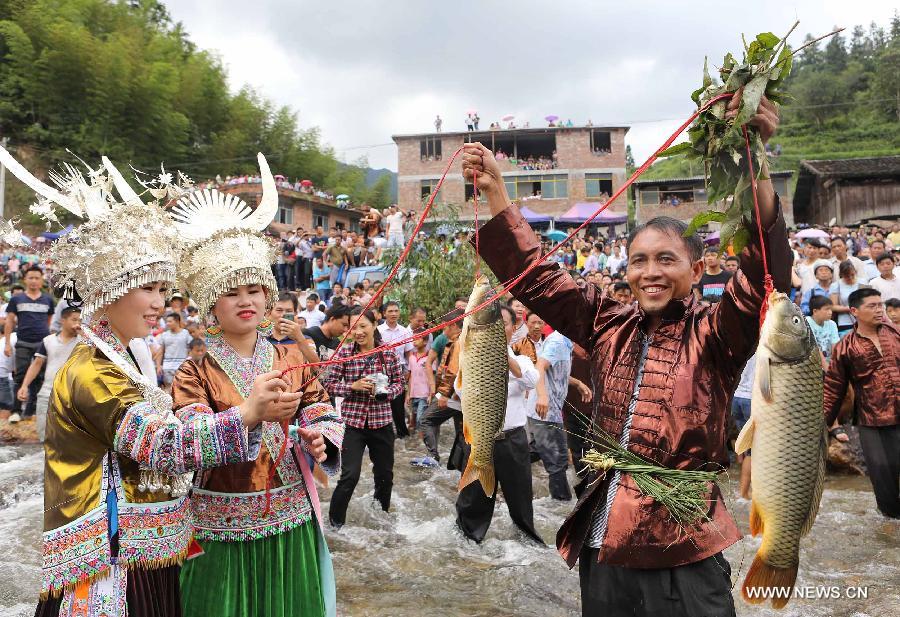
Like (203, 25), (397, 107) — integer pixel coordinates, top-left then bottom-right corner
(41, 340), (256, 602)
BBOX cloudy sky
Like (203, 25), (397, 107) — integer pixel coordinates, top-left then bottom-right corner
(168, 1), (896, 172)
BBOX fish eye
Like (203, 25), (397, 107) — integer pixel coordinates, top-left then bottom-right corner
(791, 316), (801, 326)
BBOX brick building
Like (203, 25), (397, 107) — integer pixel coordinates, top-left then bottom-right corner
(392, 125), (629, 222)
(218, 183), (363, 234)
(633, 170), (795, 228)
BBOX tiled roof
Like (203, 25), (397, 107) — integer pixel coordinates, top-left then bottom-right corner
(799, 156), (900, 178)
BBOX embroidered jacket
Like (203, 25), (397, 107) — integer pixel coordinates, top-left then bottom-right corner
(172, 335), (344, 541)
(41, 342), (257, 601)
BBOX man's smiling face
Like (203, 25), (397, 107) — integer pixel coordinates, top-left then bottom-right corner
(626, 228), (703, 315)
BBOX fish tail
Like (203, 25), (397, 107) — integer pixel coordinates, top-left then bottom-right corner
(741, 554), (798, 609)
(458, 459), (496, 498)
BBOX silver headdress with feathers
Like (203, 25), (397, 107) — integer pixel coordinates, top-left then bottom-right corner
(169, 153), (279, 317)
(0, 145), (181, 319)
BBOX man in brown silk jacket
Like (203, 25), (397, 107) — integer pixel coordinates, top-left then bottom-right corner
(462, 93), (790, 616)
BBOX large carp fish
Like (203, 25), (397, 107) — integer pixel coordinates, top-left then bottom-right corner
(456, 275), (509, 497)
(735, 290), (828, 609)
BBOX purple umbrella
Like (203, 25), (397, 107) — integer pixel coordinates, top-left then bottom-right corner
(704, 231), (720, 246)
(545, 115), (559, 122)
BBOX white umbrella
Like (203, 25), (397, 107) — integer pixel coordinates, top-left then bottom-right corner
(795, 228), (830, 240)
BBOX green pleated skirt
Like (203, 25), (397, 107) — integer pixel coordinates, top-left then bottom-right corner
(180, 522), (326, 617)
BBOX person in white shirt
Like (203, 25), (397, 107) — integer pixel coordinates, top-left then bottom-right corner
(829, 236), (866, 283)
(377, 300), (414, 437)
(298, 293), (326, 328)
(731, 355), (756, 500)
(794, 240), (822, 295)
(509, 299), (528, 344)
(861, 239), (889, 282)
(0, 328), (15, 411)
(155, 311), (193, 392)
(16, 306), (81, 440)
(455, 303), (544, 544)
(869, 253), (900, 302)
(607, 250), (625, 275)
(385, 206), (406, 249)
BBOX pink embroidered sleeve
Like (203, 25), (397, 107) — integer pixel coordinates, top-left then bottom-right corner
(114, 401), (250, 472)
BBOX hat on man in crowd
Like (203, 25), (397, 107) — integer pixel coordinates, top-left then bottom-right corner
(812, 259), (833, 275)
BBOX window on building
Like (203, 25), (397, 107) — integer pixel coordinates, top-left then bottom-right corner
(420, 137), (442, 161)
(589, 130), (611, 154)
(585, 173), (613, 199)
(503, 174), (567, 200)
(464, 183), (487, 203)
(640, 188), (659, 205)
(313, 212), (328, 230)
(276, 203), (293, 225)
(540, 174), (568, 199)
(420, 179), (441, 202)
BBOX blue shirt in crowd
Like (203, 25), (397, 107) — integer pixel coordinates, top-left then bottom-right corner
(7, 292), (55, 343)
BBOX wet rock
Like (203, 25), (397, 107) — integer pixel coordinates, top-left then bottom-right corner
(826, 425), (865, 475)
(0, 417), (40, 445)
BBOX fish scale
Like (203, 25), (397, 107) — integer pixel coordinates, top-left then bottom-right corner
(457, 276), (510, 497)
(736, 291), (827, 609)
(749, 349), (824, 567)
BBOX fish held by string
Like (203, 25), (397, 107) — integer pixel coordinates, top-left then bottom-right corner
(735, 290), (827, 609)
(456, 275), (508, 497)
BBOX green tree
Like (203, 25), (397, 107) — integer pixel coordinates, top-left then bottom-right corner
(365, 174), (392, 210)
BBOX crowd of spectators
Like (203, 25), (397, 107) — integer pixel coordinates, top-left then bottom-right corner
(195, 174), (343, 205)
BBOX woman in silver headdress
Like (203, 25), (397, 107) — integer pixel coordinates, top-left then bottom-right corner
(168, 155), (343, 617)
(0, 146), (300, 617)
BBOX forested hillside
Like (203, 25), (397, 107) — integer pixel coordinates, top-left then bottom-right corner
(644, 15), (900, 180)
(0, 0), (390, 217)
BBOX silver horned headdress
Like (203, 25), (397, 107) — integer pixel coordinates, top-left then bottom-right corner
(169, 153), (279, 317)
(0, 146), (181, 320)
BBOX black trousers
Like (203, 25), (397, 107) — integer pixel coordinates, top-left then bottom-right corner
(329, 424), (395, 525)
(579, 547), (735, 617)
(858, 424), (900, 518)
(391, 388), (410, 437)
(420, 401), (462, 462)
(13, 339), (43, 415)
(455, 426), (545, 545)
(296, 257), (311, 290)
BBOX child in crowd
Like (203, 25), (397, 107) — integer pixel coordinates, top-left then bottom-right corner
(406, 331), (434, 434)
(187, 337), (207, 365)
(885, 298), (900, 325)
(806, 295), (840, 364)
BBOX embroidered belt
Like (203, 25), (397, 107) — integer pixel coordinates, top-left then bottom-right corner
(41, 505), (111, 598)
(116, 496), (192, 568)
(190, 481), (313, 542)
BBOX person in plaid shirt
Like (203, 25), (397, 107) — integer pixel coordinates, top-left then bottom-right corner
(323, 307), (404, 528)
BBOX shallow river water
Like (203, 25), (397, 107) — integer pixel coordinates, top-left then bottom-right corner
(0, 435), (897, 617)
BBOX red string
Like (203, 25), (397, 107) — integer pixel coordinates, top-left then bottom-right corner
(264, 91), (770, 512)
(742, 124), (774, 327)
(473, 166), (480, 279)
